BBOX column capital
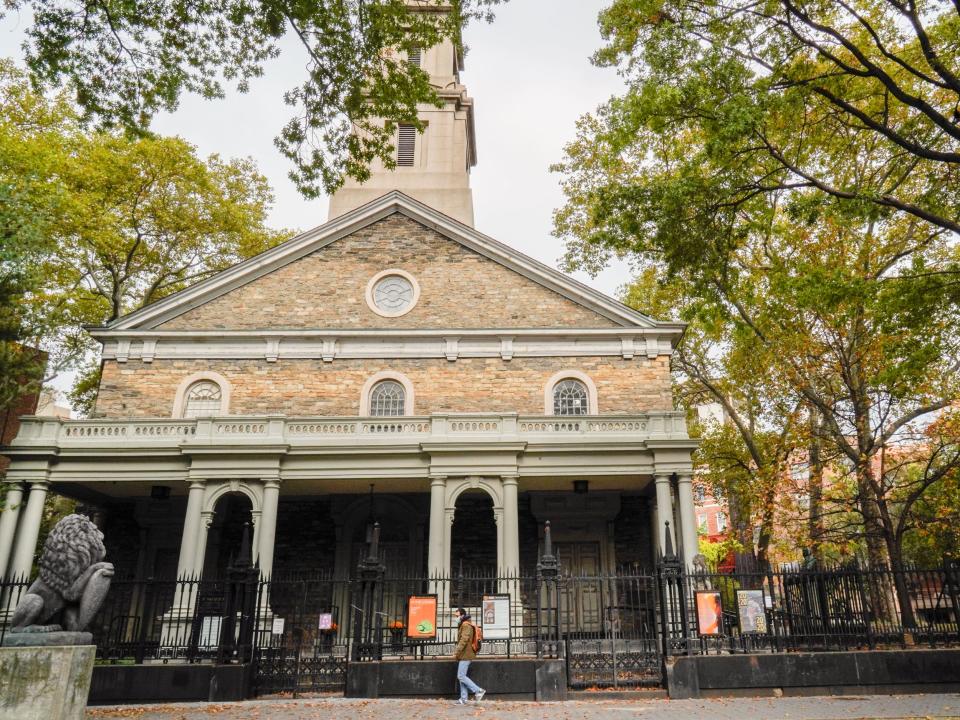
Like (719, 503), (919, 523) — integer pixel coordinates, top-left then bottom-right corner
(2, 482), (24, 496)
(262, 477), (282, 490)
(188, 479), (207, 491)
(430, 475), (448, 487)
(27, 479), (50, 490)
(654, 472), (672, 483)
(676, 473), (693, 484)
(500, 475), (519, 487)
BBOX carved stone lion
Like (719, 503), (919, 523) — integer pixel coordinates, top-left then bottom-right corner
(10, 513), (114, 632)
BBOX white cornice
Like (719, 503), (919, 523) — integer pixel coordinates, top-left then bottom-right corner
(90, 328), (680, 363)
(102, 191), (679, 332)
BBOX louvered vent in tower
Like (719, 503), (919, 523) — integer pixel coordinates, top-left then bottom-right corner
(397, 124), (416, 166)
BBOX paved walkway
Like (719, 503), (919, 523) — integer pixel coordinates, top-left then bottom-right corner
(85, 694), (960, 719)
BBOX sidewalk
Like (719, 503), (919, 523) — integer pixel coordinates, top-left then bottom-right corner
(85, 693), (960, 719)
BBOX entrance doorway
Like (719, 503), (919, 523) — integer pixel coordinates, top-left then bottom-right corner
(557, 542), (603, 634)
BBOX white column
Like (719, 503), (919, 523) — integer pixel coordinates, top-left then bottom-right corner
(9, 481), (49, 579)
(654, 473), (676, 556)
(677, 474), (699, 569)
(194, 511), (214, 577)
(0, 483), (24, 580)
(257, 478), (281, 579)
(501, 476), (520, 574)
(427, 476), (447, 575)
(175, 480), (206, 579)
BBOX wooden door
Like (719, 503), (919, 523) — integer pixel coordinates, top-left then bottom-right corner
(557, 542), (603, 635)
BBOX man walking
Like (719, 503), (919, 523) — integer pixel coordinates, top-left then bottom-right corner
(453, 607), (485, 705)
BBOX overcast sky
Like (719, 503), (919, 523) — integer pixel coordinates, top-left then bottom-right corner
(1, 1), (635, 406)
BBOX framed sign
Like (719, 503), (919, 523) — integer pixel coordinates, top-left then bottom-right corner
(271, 617), (285, 635)
(481, 594), (510, 640)
(695, 591), (723, 636)
(199, 616), (222, 647)
(317, 613), (334, 631)
(736, 590), (767, 633)
(406, 595), (438, 639)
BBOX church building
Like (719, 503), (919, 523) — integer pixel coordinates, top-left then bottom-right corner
(0, 26), (699, 602)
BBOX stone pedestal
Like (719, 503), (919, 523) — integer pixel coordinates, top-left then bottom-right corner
(0, 644), (95, 720)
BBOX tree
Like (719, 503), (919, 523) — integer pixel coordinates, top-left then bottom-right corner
(0, 59), (77, 409)
(46, 132), (291, 413)
(5, 0), (504, 196)
(587, 0), (960, 238)
(553, 1), (960, 609)
(0, 62), (291, 413)
(623, 268), (804, 568)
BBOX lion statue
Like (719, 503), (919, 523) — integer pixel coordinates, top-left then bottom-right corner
(10, 513), (114, 632)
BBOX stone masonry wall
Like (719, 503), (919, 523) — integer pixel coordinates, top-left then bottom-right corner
(95, 356), (672, 417)
(158, 214), (621, 330)
(614, 495), (655, 570)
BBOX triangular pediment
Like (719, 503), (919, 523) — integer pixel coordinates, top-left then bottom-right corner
(103, 192), (671, 332)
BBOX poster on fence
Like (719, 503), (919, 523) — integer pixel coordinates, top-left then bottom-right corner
(736, 590), (767, 633)
(272, 617), (285, 635)
(199, 615), (222, 647)
(695, 591), (723, 636)
(406, 595), (438, 639)
(481, 594), (510, 640)
(317, 613), (334, 631)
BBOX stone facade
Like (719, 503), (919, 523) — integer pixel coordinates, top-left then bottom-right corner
(157, 215), (620, 331)
(95, 355), (672, 417)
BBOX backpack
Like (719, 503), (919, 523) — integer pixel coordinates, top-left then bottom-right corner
(467, 621), (483, 653)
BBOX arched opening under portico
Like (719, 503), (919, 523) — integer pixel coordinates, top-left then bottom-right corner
(202, 492), (253, 578)
(450, 490), (497, 575)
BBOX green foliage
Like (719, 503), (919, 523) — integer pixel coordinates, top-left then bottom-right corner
(68, 362), (103, 419)
(698, 537), (739, 570)
(0, 59), (77, 408)
(4, 0), (505, 197)
(555, 1), (960, 568)
(0, 60), (292, 414)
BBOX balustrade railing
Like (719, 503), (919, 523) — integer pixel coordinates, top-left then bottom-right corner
(9, 411), (689, 449)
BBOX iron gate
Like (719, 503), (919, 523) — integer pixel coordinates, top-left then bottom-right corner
(562, 571), (663, 688)
(251, 573), (353, 696)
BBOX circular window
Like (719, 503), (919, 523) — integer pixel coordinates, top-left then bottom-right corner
(366, 269), (420, 317)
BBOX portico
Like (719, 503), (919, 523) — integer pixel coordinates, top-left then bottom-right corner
(2, 410), (699, 585)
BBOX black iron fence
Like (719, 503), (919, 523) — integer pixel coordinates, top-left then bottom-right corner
(665, 557), (960, 656)
(0, 566), (261, 665)
(1, 534), (958, 696)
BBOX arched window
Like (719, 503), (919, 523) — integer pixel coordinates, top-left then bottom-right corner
(370, 380), (406, 417)
(552, 379), (589, 416)
(182, 380), (222, 418)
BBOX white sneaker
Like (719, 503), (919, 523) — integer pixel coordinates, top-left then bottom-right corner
(475, 689), (486, 702)
(454, 699), (467, 705)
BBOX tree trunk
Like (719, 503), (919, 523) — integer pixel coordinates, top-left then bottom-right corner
(885, 537), (917, 630)
(808, 411), (825, 561)
(856, 461), (895, 621)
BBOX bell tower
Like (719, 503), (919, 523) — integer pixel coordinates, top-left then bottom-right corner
(327, 34), (477, 226)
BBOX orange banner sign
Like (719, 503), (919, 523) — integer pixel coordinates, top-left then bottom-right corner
(406, 595), (438, 639)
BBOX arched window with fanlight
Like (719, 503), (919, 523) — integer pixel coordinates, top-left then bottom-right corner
(182, 380), (223, 418)
(553, 379), (589, 416)
(544, 371), (598, 416)
(172, 372), (232, 419)
(370, 380), (406, 416)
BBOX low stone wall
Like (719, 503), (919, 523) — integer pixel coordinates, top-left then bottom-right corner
(346, 658), (567, 700)
(668, 649), (960, 698)
(0, 644), (95, 720)
(88, 663), (249, 704)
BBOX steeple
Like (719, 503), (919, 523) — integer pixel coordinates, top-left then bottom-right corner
(328, 34), (477, 226)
